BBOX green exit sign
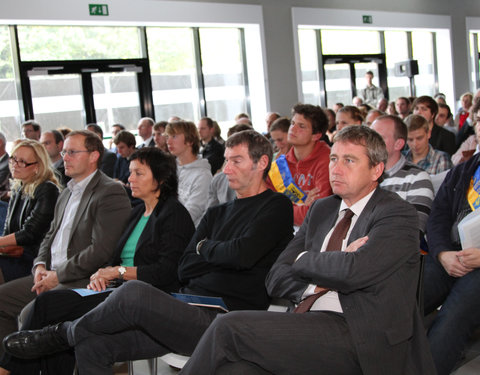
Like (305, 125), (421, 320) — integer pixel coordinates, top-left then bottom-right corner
(89, 4), (109, 16)
(363, 15), (373, 24)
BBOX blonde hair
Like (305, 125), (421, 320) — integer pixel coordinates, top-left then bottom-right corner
(10, 139), (60, 198)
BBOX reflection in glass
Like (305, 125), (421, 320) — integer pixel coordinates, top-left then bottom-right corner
(298, 29), (320, 105)
(324, 63), (352, 107)
(30, 74), (84, 131)
(200, 28), (248, 135)
(92, 72), (141, 133)
(146, 28), (200, 123)
(17, 26), (142, 61)
(321, 30), (380, 55)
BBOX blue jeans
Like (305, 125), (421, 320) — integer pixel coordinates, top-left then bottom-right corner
(424, 254), (480, 375)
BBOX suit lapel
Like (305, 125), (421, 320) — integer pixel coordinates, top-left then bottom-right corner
(68, 172), (100, 245)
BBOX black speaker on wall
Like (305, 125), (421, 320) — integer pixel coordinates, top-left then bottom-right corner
(394, 60), (419, 77)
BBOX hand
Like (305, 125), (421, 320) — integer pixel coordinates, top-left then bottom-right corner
(87, 267), (118, 291)
(33, 265), (47, 285)
(438, 251), (473, 277)
(304, 187), (320, 206)
(31, 270), (59, 295)
(456, 248), (480, 269)
(345, 236), (368, 252)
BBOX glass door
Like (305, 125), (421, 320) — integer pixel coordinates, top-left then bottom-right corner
(324, 63), (353, 108)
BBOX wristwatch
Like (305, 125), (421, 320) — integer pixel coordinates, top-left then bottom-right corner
(118, 266), (127, 279)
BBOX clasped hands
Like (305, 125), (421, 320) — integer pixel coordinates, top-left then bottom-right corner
(439, 248), (480, 278)
(32, 265), (59, 295)
(88, 266), (120, 291)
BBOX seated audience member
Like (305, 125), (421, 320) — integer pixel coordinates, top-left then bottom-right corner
(56, 127), (72, 139)
(213, 120), (225, 145)
(423, 150), (480, 375)
(358, 103), (373, 120)
(0, 140), (60, 284)
(86, 124), (117, 178)
(0, 132), (11, 205)
(352, 96), (363, 107)
(113, 130), (136, 184)
(21, 121), (41, 141)
(265, 112), (281, 140)
(333, 102), (344, 113)
(365, 109), (383, 127)
(137, 117), (155, 148)
(324, 108), (336, 143)
(436, 103), (456, 134)
(108, 123), (125, 152)
(165, 121), (212, 226)
(207, 124), (251, 208)
(404, 114), (453, 175)
(377, 97), (388, 113)
(452, 100), (480, 165)
(269, 117), (291, 159)
(412, 96), (456, 156)
(372, 116), (434, 234)
(0, 130), (131, 359)
(198, 117), (225, 175)
(335, 105), (363, 132)
(40, 130), (70, 187)
(1, 148), (195, 375)
(387, 100), (398, 116)
(395, 97), (411, 119)
(3, 130), (294, 375)
(176, 126), (435, 375)
(268, 104), (332, 227)
(153, 121), (168, 152)
(454, 91), (473, 131)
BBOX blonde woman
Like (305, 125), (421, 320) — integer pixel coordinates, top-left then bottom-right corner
(0, 139), (60, 283)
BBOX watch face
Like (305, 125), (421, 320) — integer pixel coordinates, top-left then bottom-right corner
(119, 266), (126, 275)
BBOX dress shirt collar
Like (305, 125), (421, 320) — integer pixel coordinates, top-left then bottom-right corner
(339, 188), (376, 218)
(67, 169), (98, 194)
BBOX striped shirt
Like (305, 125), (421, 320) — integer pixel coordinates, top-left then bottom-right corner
(404, 145), (452, 175)
(381, 155), (434, 233)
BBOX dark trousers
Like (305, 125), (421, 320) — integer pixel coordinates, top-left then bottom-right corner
(424, 254), (480, 375)
(1, 288), (113, 375)
(179, 310), (363, 375)
(66, 280), (220, 375)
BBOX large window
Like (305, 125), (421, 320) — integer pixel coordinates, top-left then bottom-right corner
(3, 24), (254, 141)
(0, 27), (21, 141)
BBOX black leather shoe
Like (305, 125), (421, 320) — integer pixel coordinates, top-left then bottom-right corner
(3, 323), (70, 359)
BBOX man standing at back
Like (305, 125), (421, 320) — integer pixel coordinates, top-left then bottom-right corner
(269, 103), (332, 226)
(0, 130), (131, 356)
(177, 126), (435, 375)
(5, 130), (294, 374)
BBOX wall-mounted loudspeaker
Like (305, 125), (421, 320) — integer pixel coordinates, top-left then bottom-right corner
(394, 60), (419, 77)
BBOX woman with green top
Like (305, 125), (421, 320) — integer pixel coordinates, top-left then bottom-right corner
(0, 147), (195, 375)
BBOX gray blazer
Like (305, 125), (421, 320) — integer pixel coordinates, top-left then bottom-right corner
(34, 170), (131, 287)
(266, 188), (436, 375)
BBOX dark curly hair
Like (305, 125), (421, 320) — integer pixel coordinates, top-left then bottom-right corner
(292, 103), (328, 135)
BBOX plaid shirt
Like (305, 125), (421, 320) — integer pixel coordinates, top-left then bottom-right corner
(405, 145), (453, 175)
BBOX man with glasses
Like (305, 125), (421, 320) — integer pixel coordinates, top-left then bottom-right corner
(0, 130), (131, 358)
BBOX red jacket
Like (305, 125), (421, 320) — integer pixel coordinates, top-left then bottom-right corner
(268, 141), (332, 226)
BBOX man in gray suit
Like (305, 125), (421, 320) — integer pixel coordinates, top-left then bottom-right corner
(178, 126), (436, 375)
(0, 130), (131, 356)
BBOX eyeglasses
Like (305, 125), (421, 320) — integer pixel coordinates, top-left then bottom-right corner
(60, 150), (90, 157)
(9, 156), (38, 168)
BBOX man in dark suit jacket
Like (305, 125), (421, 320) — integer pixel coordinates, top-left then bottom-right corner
(86, 124), (117, 177)
(0, 130), (131, 357)
(178, 125), (436, 375)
